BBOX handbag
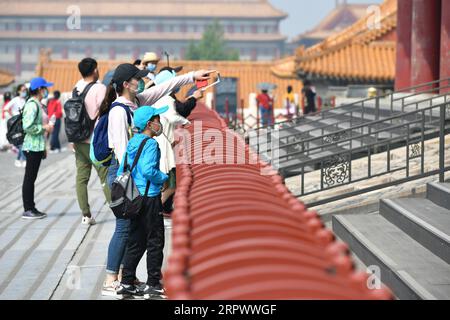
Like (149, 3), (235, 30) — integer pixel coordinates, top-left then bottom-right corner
(109, 138), (150, 219)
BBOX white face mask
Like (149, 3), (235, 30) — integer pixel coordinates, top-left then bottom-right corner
(149, 121), (163, 136)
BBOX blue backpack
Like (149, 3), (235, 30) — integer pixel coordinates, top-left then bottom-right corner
(90, 102), (132, 167)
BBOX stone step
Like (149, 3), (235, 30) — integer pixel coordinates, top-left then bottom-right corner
(427, 182), (450, 210)
(380, 198), (450, 264)
(333, 213), (450, 300)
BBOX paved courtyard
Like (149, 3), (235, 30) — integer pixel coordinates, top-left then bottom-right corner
(0, 149), (172, 300)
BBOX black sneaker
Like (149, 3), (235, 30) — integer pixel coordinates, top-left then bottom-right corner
(143, 284), (167, 300)
(22, 210), (47, 220)
(116, 284), (144, 299)
(32, 208), (47, 217)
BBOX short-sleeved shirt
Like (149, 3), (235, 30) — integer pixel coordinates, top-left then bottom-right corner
(256, 93), (273, 110)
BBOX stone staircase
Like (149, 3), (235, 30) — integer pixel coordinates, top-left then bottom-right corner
(332, 182), (450, 300)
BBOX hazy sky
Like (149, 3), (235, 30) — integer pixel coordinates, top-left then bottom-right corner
(269, 0), (384, 39)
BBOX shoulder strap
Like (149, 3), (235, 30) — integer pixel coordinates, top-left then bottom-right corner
(79, 81), (96, 100)
(130, 137), (150, 173)
(24, 100), (40, 124)
(111, 102), (132, 125)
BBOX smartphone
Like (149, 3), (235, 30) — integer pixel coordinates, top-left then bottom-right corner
(199, 73), (221, 92)
(196, 79), (209, 90)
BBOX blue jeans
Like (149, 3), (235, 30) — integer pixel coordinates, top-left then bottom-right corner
(106, 155), (131, 274)
(17, 145), (26, 161)
(260, 107), (272, 127)
(50, 118), (61, 151)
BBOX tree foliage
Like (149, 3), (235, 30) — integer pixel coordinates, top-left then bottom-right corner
(185, 21), (239, 61)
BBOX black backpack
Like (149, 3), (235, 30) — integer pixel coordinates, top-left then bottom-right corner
(6, 101), (39, 147)
(110, 138), (150, 220)
(64, 82), (96, 143)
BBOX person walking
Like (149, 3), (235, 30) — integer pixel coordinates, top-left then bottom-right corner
(302, 80), (317, 115)
(21, 77), (54, 220)
(4, 84), (28, 166)
(73, 58), (111, 225)
(115, 106), (169, 300)
(284, 85), (297, 119)
(0, 92), (12, 151)
(256, 89), (274, 127)
(100, 63), (214, 296)
(47, 90), (63, 153)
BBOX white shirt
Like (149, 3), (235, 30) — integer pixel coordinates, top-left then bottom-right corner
(154, 95), (190, 173)
(4, 96), (26, 116)
(108, 71), (195, 165)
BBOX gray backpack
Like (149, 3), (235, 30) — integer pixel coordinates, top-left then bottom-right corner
(110, 138), (150, 219)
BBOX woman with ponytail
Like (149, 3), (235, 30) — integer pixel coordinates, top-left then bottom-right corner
(102, 63), (214, 297)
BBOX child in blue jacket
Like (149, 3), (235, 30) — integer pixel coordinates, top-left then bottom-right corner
(116, 105), (169, 299)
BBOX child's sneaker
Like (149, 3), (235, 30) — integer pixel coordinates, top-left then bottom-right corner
(116, 284), (144, 299)
(143, 284), (167, 300)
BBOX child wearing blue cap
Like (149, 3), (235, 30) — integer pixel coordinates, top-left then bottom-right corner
(115, 105), (170, 299)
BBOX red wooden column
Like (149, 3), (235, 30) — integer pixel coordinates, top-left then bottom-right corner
(440, 0), (450, 93)
(395, 0), (413, 90)
(411, 0), (441, 89)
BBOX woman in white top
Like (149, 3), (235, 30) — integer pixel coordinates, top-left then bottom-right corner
(100, 63), (215, 296)
(3, 84), (28, 166)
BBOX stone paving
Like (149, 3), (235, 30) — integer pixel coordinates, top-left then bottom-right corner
(0, 152), (172, 300)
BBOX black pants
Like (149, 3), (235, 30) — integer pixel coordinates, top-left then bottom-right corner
(122, 196), (165, 286)
(304, 104), (317, 115)
(22, 151), (44, 211)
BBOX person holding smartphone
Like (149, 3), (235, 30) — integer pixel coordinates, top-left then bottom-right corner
(100, 63), (215, 297)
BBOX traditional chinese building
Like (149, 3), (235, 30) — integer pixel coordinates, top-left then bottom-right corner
(35, 50), (302, 109)
(286, 0), (374, 53)
(0, 0), (287, 80)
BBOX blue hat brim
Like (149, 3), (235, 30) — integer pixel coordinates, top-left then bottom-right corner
(154, 105), (169, 116)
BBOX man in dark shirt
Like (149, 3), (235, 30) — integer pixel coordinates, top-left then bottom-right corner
(302, 80), (317, 115)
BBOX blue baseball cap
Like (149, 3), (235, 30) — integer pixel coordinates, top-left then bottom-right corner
(134, 105), (169, 132)
(30, 77), (54, 91)
(154, 70), (176, 86)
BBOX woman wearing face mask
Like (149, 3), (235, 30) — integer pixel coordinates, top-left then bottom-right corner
(21, 77), (54, 220)
(4, 84), (29, 166)
(100, 63), (214, 296)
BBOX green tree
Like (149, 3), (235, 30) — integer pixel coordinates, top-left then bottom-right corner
(185, 21), (239, 61)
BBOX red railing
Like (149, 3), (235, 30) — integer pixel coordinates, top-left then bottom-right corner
(164, 103), (393, 300)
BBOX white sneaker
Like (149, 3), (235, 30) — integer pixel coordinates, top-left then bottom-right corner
(81, 216), (96, 225)
(14, 160), (21, 167)
(101, 280), (121, 297)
